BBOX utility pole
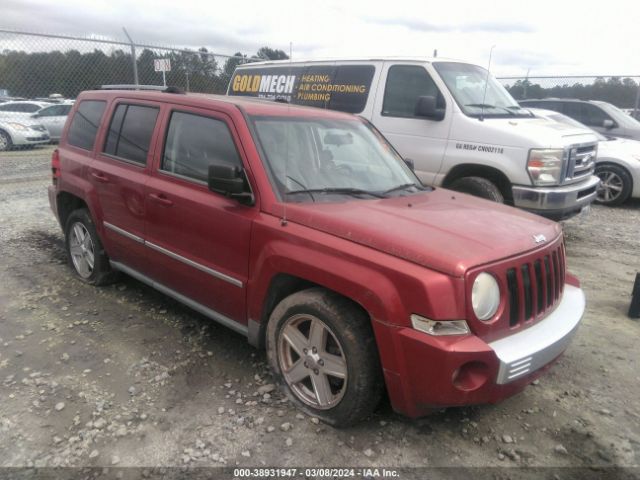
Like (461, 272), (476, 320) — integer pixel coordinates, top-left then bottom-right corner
(122, 27), (139, 86)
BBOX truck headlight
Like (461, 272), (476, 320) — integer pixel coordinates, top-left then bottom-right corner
(527, 149), (564, 186)
(472, 273), (500, 321)
(6, 123), (29, 131)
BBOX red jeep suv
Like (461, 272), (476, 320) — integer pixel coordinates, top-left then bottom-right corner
(49, 87), (585, 426)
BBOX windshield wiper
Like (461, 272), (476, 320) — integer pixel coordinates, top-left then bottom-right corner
(286, 187), (385, 199)
(381, 183), (424, 196)
(464, 103), (517, 116)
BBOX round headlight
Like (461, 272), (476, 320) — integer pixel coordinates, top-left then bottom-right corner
(472, 273), (500, 321)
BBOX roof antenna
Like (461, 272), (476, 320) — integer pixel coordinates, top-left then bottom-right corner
(281, 42), (293, 227)
(480, 45), (495, 122)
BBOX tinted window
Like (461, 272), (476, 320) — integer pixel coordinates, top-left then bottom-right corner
(67, 100), (106, 150)
(0, 104), (14, 111)
(328, 65), (375, 114)
(580, 104), (612, 128)
(562, 102), (584, 122)
(522, 101), (562, 112)
(103, 104), (159, 164)
(382, 66), (441, 117)
(23, 104), (42, 112)
(161, 112), (241, 182)
(39, 105), (65, 116)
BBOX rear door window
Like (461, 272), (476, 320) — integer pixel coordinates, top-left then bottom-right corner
(580, 104), (612, 128)
(103, 104), (159, 165)
(161, 111), (241, 182)
(67, 100), (107, 150)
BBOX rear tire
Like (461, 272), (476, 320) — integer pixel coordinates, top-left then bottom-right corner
(449, 176), (504, 203)
(0, 130), (12, 152)
(64, 208), (118, 285)
(595, 163), (632, 206)
(266, 288), (383, 427)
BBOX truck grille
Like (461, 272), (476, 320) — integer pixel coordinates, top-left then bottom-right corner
(565, 143), (596, 182)
(505, 242), (566, 327)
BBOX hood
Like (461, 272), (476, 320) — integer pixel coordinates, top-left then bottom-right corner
(282, 189), (561, 277)
(456, 112), (598, 149)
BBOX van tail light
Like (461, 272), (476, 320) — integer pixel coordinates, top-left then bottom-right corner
(51, 148), (60, 185)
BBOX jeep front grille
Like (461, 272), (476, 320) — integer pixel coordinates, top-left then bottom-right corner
(505, 242), (566, 327)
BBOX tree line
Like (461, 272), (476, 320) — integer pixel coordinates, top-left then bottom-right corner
(0, 45), (288, 99)
(505, 77), (640, 108)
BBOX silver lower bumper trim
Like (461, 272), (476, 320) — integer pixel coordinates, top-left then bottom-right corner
(489, 284), (585, 384)
(512, 175), (600, 219)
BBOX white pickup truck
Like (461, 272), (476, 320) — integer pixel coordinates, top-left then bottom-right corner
(228, 58), (601, 220)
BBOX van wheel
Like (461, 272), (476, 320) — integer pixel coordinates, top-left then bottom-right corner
(595, 164), (632, 206)
(449, 176), (504, 203)
(0, 130), (12, 152)
(64, 209), (118, 285)
(266, 288), (383, 427)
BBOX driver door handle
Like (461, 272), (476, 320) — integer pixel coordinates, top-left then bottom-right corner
(148, 192), (174, 207)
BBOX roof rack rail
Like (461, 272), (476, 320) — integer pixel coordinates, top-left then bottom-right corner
(98, 84), (184, 94)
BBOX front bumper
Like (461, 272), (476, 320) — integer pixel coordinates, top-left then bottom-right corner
(512, 175), (600, 220)
(382, 284), (585, 418)
(10, 128), (50, 146)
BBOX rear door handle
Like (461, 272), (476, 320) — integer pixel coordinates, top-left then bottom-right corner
(90, 171), (109, 183)
(148, 192), (174, 207)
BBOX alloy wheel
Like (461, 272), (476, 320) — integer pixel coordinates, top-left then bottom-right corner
(277, 313), (348, 410)
(596, 170), (624, 203)
(69, 222), (95, 278)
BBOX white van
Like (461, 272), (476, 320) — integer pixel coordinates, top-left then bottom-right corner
(228, 58), (601, 220)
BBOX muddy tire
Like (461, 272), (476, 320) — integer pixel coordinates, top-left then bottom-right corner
(449, 176), (504, 202)
(266, 288), (383, 427)
(64, 208), (118, 285)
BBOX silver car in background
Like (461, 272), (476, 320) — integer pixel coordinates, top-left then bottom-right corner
(530, 108), (640, 206)
(0, 100), (50, 118)
(520, 98), (640, 141)
(0, 118), (50, 151)
(30, 102), (73, 141)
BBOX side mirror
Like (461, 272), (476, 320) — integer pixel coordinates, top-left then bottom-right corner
(403, 158), (415, 171)
(31, 113), (39, 118)
(415, 95), (445, 120)
(603, 119), (615, 129)
(208, 164), (253, 204)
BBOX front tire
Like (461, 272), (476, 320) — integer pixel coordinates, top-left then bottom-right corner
(64, 209), (118, 285)
(595, 164), (632, 206)
(0, 130), (12, 152)
(266, 288), (383, 427)
(449, 176), (504, 203)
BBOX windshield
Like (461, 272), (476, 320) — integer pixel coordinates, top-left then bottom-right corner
(434, 62), (531, 118)
(250, 115), (423, 202)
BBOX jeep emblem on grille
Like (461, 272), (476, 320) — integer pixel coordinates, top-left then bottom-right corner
(533, 234), (547, 244)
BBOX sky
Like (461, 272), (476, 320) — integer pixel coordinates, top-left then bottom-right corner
(2, 0), (640, 77)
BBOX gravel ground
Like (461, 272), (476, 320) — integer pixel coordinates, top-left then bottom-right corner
(0, 147), (639, 479)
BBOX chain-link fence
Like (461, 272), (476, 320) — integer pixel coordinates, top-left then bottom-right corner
(0, 29), (252, 100)
(2, 29), (640, 115)
(497, 75), (640, 116)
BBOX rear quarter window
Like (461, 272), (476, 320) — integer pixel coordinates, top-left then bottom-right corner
(67, 100), (107, 151)
(103, 104), (159, 165)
